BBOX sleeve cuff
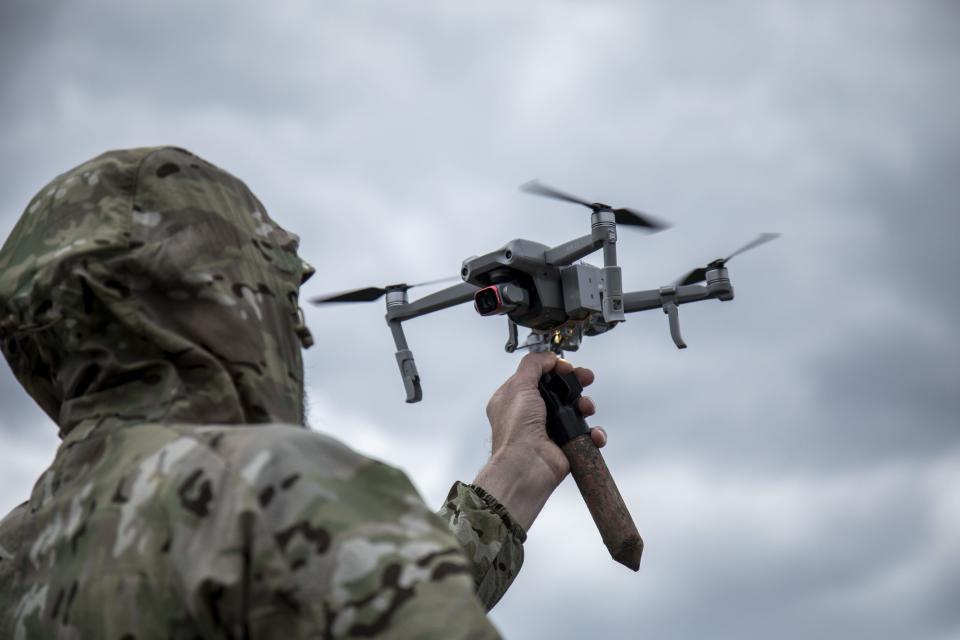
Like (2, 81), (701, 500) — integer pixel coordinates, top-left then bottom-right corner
(463, 482), (527, 544)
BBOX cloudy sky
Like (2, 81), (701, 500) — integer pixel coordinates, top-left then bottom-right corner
(2, 1), (958, 638)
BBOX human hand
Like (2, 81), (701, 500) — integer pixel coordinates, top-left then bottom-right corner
(473, 352), (607, 531)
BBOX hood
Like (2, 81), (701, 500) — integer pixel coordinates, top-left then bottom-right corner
(0, 147), (315, 437)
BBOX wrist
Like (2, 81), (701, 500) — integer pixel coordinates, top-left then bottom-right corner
(472, 449), (561, 532)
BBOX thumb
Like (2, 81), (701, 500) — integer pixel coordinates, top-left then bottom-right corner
(513, 352), (559, 387)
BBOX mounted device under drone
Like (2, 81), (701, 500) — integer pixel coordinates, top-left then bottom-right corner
(312, 181), (778, 571)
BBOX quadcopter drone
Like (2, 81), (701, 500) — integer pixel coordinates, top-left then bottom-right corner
(311, 181), (779, 403)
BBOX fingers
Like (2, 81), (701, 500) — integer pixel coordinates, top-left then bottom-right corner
(515, 352), (595, 389)
(552, 358), (595, 389)
(512, 353), (606, 449)
(578, 395), (596, 417)
(514, 351), (559, 385)
(573, 366), (595, 389)
(590, 426), (607, 448)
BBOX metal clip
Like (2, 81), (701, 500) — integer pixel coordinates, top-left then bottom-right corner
(505, 318), (518, 353)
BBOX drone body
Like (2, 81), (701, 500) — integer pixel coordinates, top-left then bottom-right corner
(312, 181), (777, 403)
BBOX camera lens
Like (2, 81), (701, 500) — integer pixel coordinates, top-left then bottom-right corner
(474, 286), (502, 316)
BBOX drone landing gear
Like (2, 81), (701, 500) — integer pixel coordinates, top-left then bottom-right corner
(663, 302), (687, 349)
(389, 320), (422, 403)
(658, 286), (687, 349)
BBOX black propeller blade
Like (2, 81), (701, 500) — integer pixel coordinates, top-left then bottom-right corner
(310, 276), (460, 305)
(520, 180), (669, 231)
(311, 286), (391, 304)
(520, 180), (595, 208)
(724, 232), (780, 261)
(675, 233), (780, 286)
(675, 267), (710, 288)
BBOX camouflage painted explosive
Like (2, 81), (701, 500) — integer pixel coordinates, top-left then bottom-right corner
(0, 148), (524, 639)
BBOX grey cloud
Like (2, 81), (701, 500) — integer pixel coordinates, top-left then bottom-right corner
(1, 1), (958, 639)
(589, 310), (959, 475)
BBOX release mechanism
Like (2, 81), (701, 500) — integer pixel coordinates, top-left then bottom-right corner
(505, 318), (519, 353)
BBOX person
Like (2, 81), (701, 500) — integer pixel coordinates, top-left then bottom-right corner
(0, 147), (606, 639)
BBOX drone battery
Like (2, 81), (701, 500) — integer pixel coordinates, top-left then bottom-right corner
(561, 263), (603, 319)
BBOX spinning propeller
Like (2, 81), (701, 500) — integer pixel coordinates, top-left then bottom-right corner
(310, 276), (460, 304)
(520, 180), (669, 231)
(675, 233), (780, 286)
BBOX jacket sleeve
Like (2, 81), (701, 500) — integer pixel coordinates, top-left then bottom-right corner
(436, 482), (527, 611)
(178, 427), (505, 640)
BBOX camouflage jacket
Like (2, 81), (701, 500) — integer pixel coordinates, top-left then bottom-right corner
(0, 148), (525, 639)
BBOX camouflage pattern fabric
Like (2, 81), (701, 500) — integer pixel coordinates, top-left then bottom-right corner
(0, 148), (525, 638)
(437, 483), (525, 610)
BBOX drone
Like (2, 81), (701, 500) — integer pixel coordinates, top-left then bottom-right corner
(311, 181), (779, 403)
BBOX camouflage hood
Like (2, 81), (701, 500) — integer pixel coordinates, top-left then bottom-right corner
(0, 147), (314, 436)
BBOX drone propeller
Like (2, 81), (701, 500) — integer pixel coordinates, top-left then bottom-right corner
(675, 233), (780, 286)
(310, 275), (460, 304)
(520, 180), (669, 231)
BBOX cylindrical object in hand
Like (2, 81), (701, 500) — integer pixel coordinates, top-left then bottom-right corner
(562, 433), (643, 570)
(538, 371), (643, 571)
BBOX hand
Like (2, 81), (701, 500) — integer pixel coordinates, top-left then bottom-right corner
(473, 352), (607, 531)
(486, 351), (605, 486)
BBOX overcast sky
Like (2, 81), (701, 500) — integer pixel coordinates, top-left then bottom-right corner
(1, 1), (958, 638)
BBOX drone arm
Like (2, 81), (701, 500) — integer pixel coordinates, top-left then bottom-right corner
(543, 232), (604, 266)
(623, 286), (704, 349)
(623, 280), (733, 349)
(622, 288), (661, 313)
(386, 282), (479, 322)
(384, 282), (480, 402)
(622, 284), (715, 313)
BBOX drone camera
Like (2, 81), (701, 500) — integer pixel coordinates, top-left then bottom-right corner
(474, 283), (529, 316)
(474, 286), (502, 315)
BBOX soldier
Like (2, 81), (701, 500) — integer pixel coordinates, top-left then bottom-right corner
(0, 147), (604, 639)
